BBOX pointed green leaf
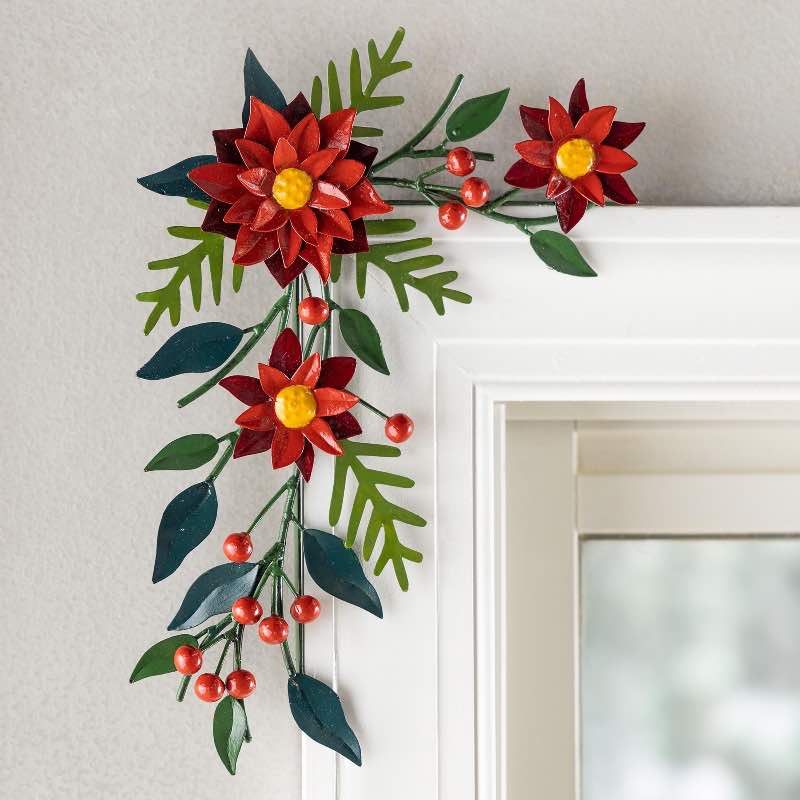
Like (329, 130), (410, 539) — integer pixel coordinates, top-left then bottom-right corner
(242, 48), (287, 125)
(303, 529), (382, 617)
(288, 674), (362, 765)
(214, 696), (248, 774)
(129, 634), (198, 683)
(145, 434), (220, 472)
(529, 230), (596, 277)
(338, 308), (389, 374)
(446, 88), (510, 142)
(137, 156), (216, 201)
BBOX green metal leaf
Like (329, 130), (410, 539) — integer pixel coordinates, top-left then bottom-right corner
(446, 88), (510, 142)
(303, 529), (383, 617)
(338, 307), (389, 374)
(214, 696), (248, 775)
(529, 230), (596, 277)
(153, 481), (218, 583)
(137, 155), (216, 202)
(129, 634), (198, 683)
(145, 434), (220, 472)
(242, 48), (287, 125)
(329, 440), (425, 591)
(288, 674), (362, 765)
(364, 218), (416, 235)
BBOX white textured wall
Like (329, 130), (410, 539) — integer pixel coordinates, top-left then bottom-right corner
(2, 1), (799, 798)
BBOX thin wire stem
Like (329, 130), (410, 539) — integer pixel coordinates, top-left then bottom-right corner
(358, 397), (388, 420)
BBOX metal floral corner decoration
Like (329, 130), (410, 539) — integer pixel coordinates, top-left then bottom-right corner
(131, 28), (644, 774)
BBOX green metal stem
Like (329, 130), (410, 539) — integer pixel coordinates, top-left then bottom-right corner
(358, 397), (388, 420)
(246, 478), (294, 534)
(207, 431), (239, 482)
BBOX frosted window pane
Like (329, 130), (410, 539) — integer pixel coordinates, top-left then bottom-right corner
(581, 539), (800, 800)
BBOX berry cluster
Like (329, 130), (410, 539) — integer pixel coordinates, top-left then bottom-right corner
(437, 147), (491, 231)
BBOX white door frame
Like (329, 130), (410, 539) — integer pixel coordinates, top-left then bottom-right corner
(303, 207), (800, 800)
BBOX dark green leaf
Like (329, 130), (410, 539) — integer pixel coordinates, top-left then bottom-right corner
(137, 323), (243, 379)
(145, 434), (220, 472)
(338, 308), (389, 375)
(153, 481), (218, 583)
(129, 634), (198, 683)
(213, 696), (248, 775)
(446, 88), (510, 142)
(303, 529), (382, 618)
(137, 156), (216, 201)
(168, 562), (260, 629)
(529, 230), (596, 277)
(288, 674), (362, 766)
(242, 48), (287, 125)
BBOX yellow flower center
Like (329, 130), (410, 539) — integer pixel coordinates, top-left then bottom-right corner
(272, 168), (313, 209)
(555, 138), (595, 180)
(274, 385), (317, 429)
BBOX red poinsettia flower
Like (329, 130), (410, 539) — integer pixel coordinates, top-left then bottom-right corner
(219, 329), (361, 481)
(505, 79), (645, 233)
(188, 93), (392, 287)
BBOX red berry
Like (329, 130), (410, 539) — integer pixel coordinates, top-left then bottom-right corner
(438, 202), (467, 230)
(223, 532), (252, 563)
(461, 177), (490, 208)
(258, 615), (289, 644)
(173, 644), (203, 675)
(231, 596), (263, 625)
(225, 669), (256, 699)
(194, 673), (225, 702)
(290, 595), (321, 624)
(298, 297), (330, 326)
(446, 147), (476, 177)
(385, 413), (414, 443)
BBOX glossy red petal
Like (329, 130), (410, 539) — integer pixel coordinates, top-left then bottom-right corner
(299, 244), (331, 283)
(233, 227), (278, 266)
(548, 96), (573, 141)
(235, 402), (276, 432)
(213, 128), (246, 164)
(600, 173), (638, 205)
(572, 172), (605, 205)
(332, 219), (367, 254)
(270, 328), (302, 375)
(278, 224), (302, 267)
(245, 98), (290, 147)
(258, 363), (291, 398)
(223, 194), (261, 225)
(302, 417), (342, 456)
(594, 145), (638, 174)
(201, 201), (238, 239)
(237, 167), (275, 197)
(568, 79), (589, 124)
(519, 105), (550, 140)
(320, 108), (356, 154)
(574, 106), (617, 145)
(318, 208), (354, 240)
(322, 158), (365, 190)
(301, 148), (339, 180)
(504, 159), (550, 190)
(265, 249), (308, 288)
(251, 199), (285, 231)
(233, 428), (274, 459)
(287, 114), (321, 162)
(346, 179), (392, 220)
(272, 426), (305, 469)
(219, 375), (268, 405)
(296, 441), (314, 481)
(290, 207), (318, 245)
(188, 163), (246, 204)
(313, 387), (358, 417)
(515, 140), (553, 168)
(292, 353), (321, 389)
(281, 93), (314, 127)
(546, 172), (571, 199)
(309, 181), (350, 210)
(604, 121), (646, 150)
(554, 189), (588, 233)
(326, 411), (361, 440)
(272, 138), (298, 172)
(235, 139), (274, 170)
(319, 356), (356, 389)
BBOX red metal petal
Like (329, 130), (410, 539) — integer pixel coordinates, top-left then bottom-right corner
(568, 79), (589, 124)
(548, 96), (574, 141)
(504, 159), (550, 190)
(546, 172), (571, 199)
(287, 114), (321, 162)
(296, 441), (314, 482)
(237, 167), (275, 197)
(235, 139), (274, 170)
(251, 199), (285, 231)
(290, 207), (318, 245)
(554, 189), (588, 233)
(318, 208), (354, 240)
(233, 226), (278, 266)
(234, 428), (274, 459)
(322, 158), (366, 190)
(313, 387), (358, 417)
(519, 105), (550, 140)
(235, 402), (277, 432)
(278, 224), (302, 267)
(201, 201), (238, 240)
(594, 145), (637, 174)
(302, 417), (342, 456)
(299, 244), (331, 283)
(213, 128), (246, 164)
(326, 411), (361, 440)
(320, 108), (356, 154)
(345, 140), (378, 170)
(332, 219), (367, 254)
(309, 181), (350, 210)
(272, 426), (305, 469)
(604, 121), (646, 150)
(189, 163), (246, 204)
(515, 140), (554, 168)
(574, 106), (617, 145)
(292, 352), (321, 388)
(346, 179), (392, 220)
(270, 328), (302, 375)
(258, 363), (291, 398)
(301, 148), (339, 180)
(272, 138), (298, 172)
(572, 173), (605, 205)
(600, 173), (638, 205)
(223, 194), (261, 225)
(265, 250), (308, 288)
(219, 375), (267, 405)
(245, 98), (290, 147)
(319, 356), (356, 389)
(281, 93), (314, 127)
